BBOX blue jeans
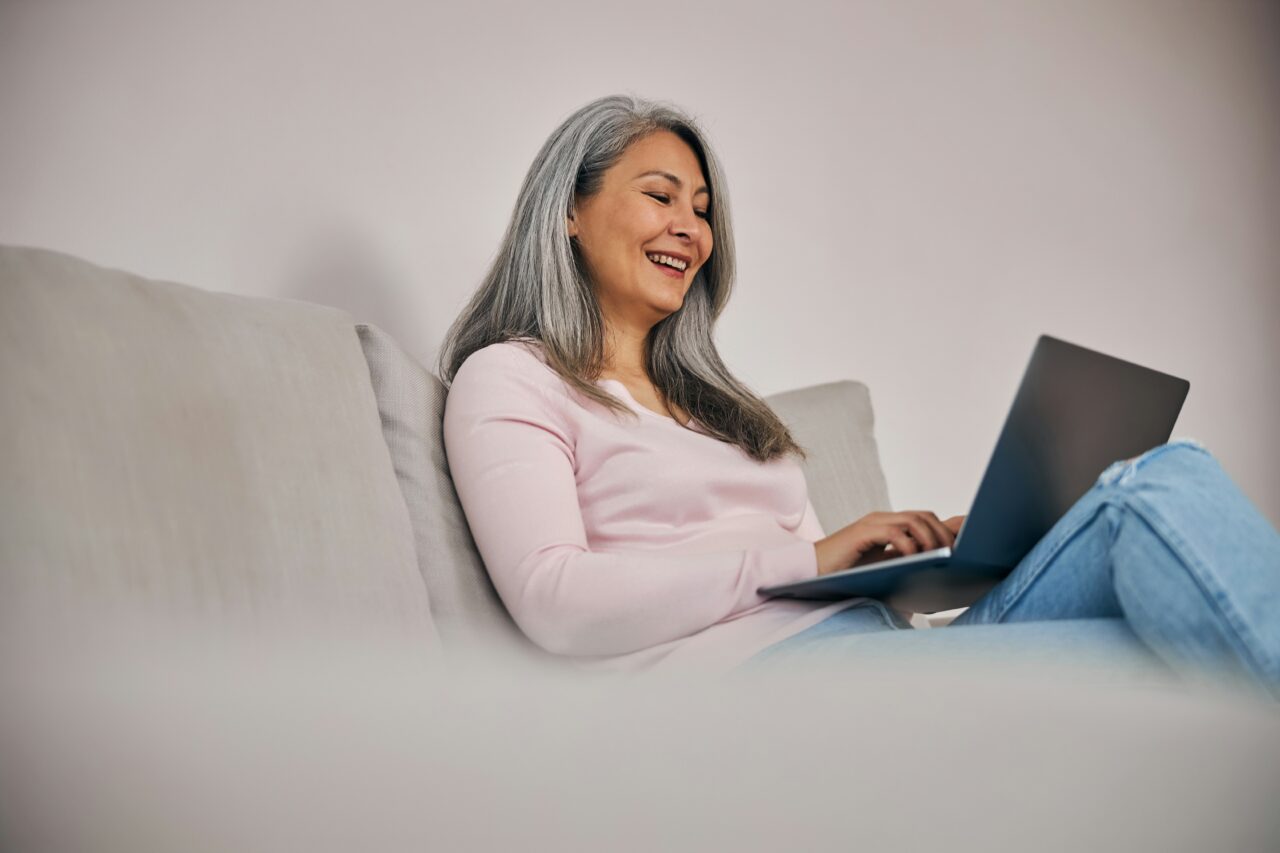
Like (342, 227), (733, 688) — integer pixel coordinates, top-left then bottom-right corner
(743, 441), (1280, 699)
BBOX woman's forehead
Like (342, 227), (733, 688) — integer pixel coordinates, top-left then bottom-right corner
(618, 133), (708, 195)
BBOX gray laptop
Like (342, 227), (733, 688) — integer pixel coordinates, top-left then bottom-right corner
(759, 335), (1190, 612)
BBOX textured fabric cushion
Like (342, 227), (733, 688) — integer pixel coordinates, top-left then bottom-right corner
(0, 246), (438, 645)
(356, 323), (542, 659)
(764, 381), (894, 535)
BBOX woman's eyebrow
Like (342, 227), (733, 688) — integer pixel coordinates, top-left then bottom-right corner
(635, 170), (710, 199)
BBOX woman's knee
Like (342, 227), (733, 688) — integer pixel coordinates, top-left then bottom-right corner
(1096, 438), (1213, 490)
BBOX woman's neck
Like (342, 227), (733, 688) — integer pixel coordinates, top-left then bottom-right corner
(602, 323), (650, 380)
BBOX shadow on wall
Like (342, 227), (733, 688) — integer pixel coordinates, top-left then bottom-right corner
(279, 228), (420, 351)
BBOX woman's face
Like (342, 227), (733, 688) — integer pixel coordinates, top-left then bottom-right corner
(567, 130), (713, 331)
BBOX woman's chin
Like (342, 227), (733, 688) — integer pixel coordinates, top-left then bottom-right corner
(652, 296), (686, 317)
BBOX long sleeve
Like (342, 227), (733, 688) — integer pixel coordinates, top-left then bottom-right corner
(797, 497), (826, 542)
(442, 344), (819, 657)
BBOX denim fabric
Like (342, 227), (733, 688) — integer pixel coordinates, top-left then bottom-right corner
(742, 441), (1280, 698)
(746, 599), (909, 668)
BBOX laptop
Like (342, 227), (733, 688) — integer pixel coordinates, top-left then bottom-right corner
(759, 335), (1190, 613)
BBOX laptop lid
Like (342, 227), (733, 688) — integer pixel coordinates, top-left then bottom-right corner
(951, 334), (1189, 569)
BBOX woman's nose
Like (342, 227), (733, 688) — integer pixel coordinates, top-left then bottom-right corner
(668, 206), (705, 240)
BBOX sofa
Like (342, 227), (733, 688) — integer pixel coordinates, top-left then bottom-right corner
(2, 244), (1277, 852)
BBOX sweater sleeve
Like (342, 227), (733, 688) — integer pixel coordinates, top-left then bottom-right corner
(797, 497), (826, 542)
(442, 345), (819, 657)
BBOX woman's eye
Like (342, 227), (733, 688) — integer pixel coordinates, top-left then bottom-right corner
(647, 193), (711, 222)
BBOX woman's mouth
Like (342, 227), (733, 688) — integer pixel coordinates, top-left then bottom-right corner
(646, 253), (687, 279)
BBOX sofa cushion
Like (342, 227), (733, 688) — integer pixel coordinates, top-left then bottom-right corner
(0, 246), (439, 646)
(356, 323), (543, 660)
(763, 380), (893, 535)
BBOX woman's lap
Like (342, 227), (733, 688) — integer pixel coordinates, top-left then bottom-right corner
(746, 599), (906, 668)
(742, 440), (1280, 695)
(743, 602), (1168, 678)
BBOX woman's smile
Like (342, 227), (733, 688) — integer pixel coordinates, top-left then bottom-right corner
(566, 129), (712, 328)
(646, 251), (689, 279)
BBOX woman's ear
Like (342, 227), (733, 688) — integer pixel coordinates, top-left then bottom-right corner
(566, 209), (578, 238)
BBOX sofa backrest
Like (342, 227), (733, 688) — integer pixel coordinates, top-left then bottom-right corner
(0, 246), (439, 646)
(0, 242), (892, 659)
(357, 322), (893, 657)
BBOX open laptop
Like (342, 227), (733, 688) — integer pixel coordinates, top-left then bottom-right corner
(759, 335), (1190, 612)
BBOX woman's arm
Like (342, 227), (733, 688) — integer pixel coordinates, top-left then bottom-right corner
(442, 345), (818, 657)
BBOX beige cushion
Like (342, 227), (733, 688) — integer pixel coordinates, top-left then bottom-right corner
(357, 323), (543, 660)
(764, 380), (894, 535)
(0, 245), (438, 645)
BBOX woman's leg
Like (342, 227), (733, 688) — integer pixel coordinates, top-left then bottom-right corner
(744, 599), (905, 670)
(739, 599), (1167, 683)
(952, 440), (1280, 695)
(741, 600), (1168, 681)
(781, 617), (1172, 681)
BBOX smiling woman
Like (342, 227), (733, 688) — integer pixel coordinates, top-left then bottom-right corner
(434, 94), (862, 672)
(435, 94), (796, 462)
(566, 130), (714, 425)
(433, 94), (1280, 690)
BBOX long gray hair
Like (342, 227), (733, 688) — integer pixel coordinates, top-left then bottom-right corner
(436, 94), (806, 463)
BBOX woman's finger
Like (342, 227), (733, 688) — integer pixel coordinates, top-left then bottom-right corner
(898, 513), (940, 552)
(926, 512), (957, 545)
(915, 511), (955, 549)
(850, 543), (894, 569)
(861, 522), (910, 554)
(882, 525), (919, 556)
(890, 531), (919, 556)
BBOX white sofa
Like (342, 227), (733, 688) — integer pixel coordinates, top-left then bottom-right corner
(2, 245), (1277, 852)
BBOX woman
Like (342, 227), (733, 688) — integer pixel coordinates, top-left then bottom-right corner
(439, 94), (1280, 695)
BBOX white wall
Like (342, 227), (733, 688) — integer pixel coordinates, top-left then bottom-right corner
(3, 0), (1277, 525)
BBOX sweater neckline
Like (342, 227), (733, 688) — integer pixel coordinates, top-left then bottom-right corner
(597, 378), (701, 431)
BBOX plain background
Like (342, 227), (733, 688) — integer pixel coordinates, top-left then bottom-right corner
(2, 0), (1277, 527)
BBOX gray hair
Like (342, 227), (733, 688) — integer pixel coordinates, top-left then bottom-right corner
(437, 94), (805, 463)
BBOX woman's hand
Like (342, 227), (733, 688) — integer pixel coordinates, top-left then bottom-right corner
(813, 512), (966, 577)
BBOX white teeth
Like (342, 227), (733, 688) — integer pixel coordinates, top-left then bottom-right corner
(646, 253), (688, 271)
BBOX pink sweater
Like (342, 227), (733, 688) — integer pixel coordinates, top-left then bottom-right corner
(442, 340), (867, 674)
